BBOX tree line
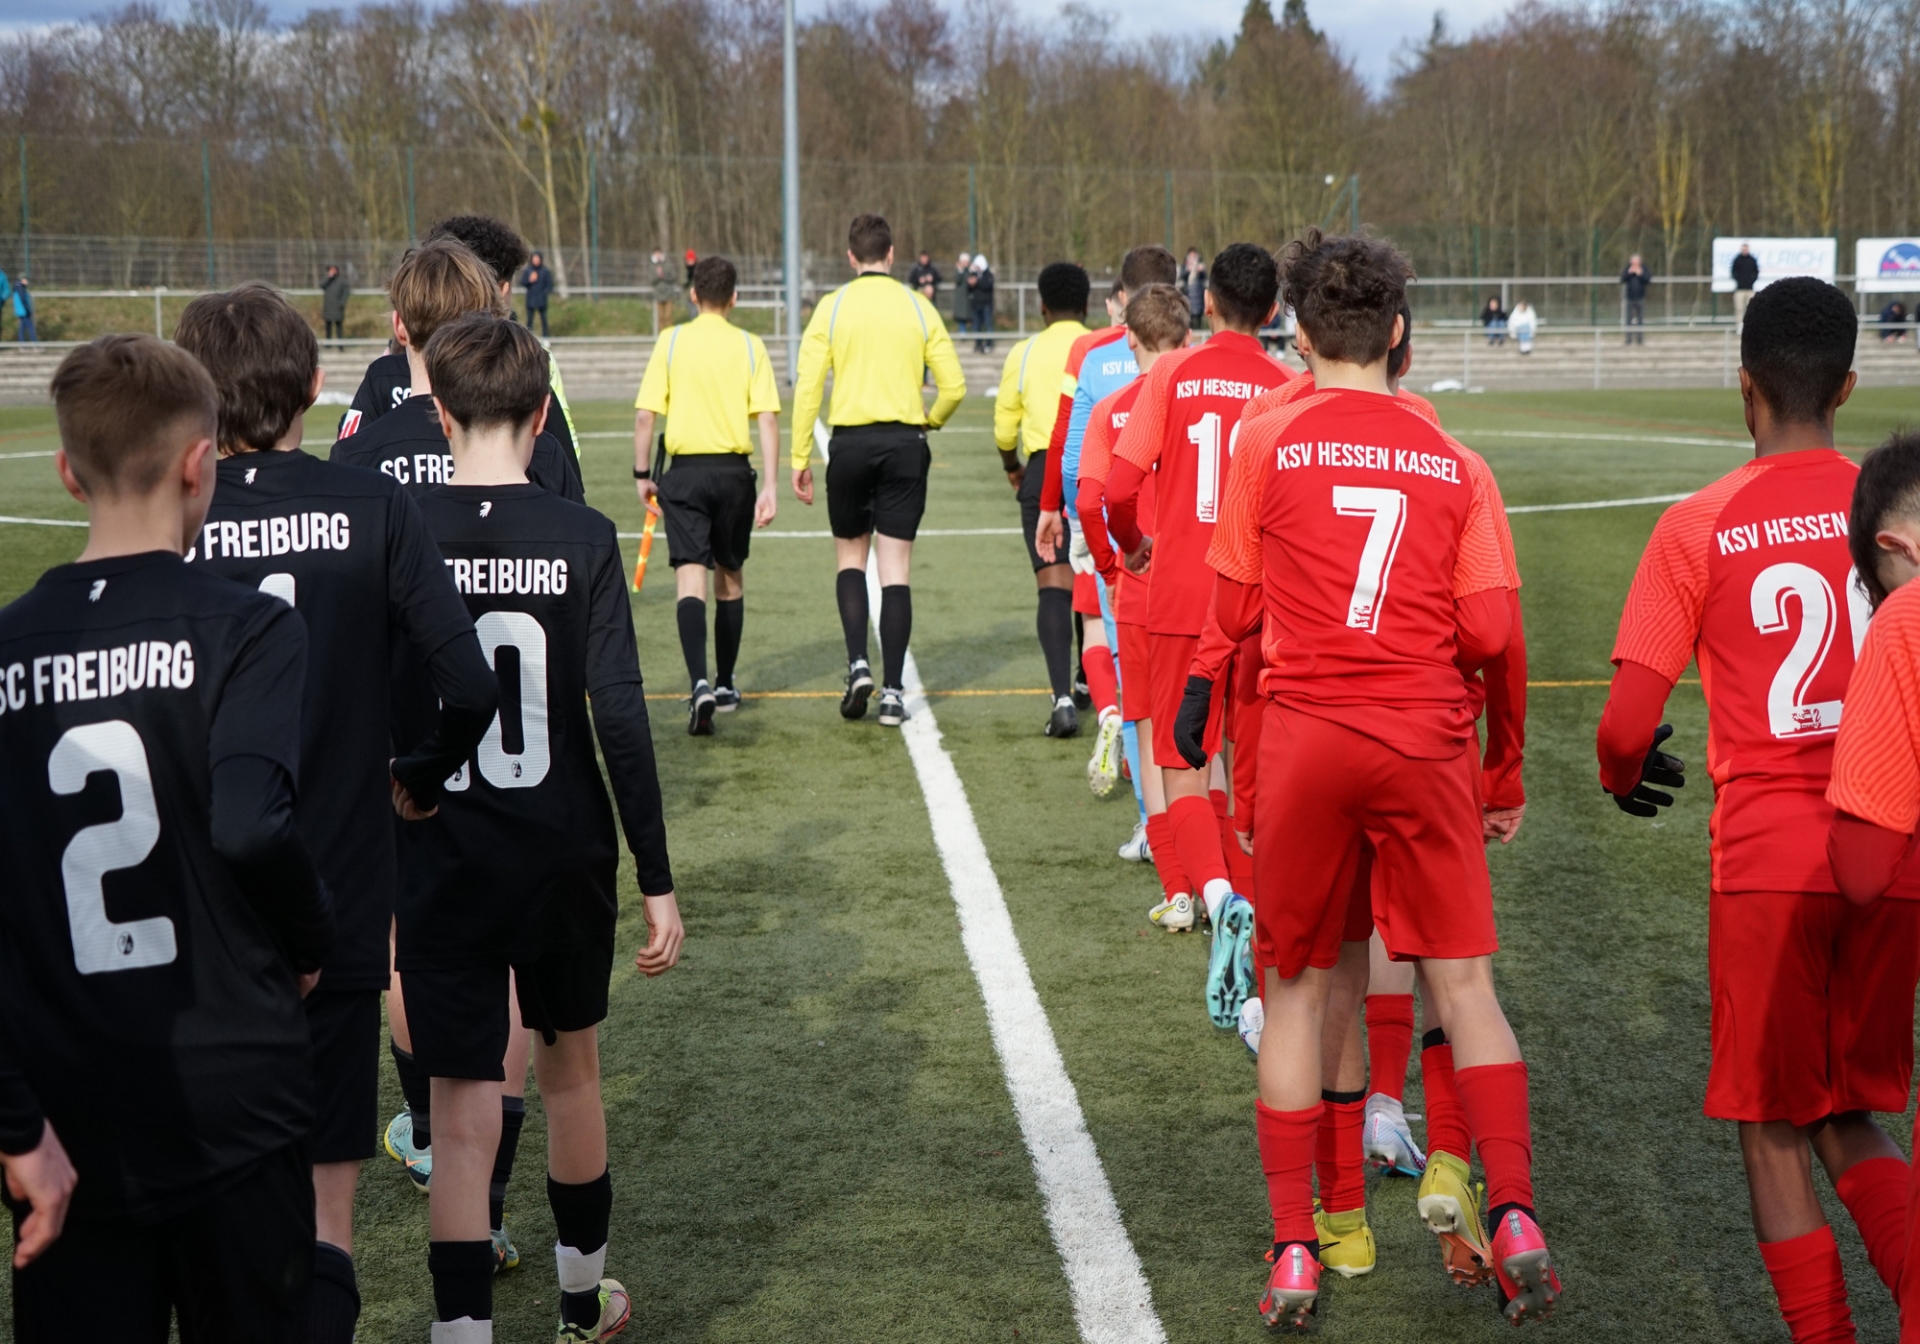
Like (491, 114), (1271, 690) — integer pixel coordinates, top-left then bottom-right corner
(0, 0), (1913, 293)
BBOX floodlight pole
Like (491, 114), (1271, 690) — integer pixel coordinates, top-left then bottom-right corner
(782, 0), (802, 386)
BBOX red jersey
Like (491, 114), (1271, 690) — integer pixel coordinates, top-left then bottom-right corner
(1830, 580), (1920, 836)
(1113, 332), (1290, 635)
(1039, 327), (1116, 512)
(1210, 387), (1510, 759)
(1078, 381), (1152, 627)
(1612, 448), (1890, 896)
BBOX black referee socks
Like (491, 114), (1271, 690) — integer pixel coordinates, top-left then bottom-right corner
(428, 1238), (493, 1324)
(836, 569), (869, 663)
(310, 1242), (360, 1344)
(550, 1170), (615, 1328)
(715, 597), (744, 688)
(879, 585), (912, 690)
(676, 597), (708, 689)
(1037, 586), (1074, 699)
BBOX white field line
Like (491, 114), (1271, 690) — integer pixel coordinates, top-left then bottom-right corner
(0, 450), (56, 461)
(865, 556), (1167, 1344)
(0, 514), (83, 527)
(1463, 429), (1744, 448)
(576, 426), (996, 438)
(616, 526), (1021, 540)
(1506, 493), (1689, 515)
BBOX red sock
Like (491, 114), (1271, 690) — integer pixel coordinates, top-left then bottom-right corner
(1222, 814), (1254, 891)
(1455, 1062), (1534, 1213)
(1210, 788), (1230, 820)
(1314, 1094), (1367, 1216)
(1168, 794), (1229, 892)
(1901, 1165), (1920, 1341)
(1144, 812), (1189, 898)
(1420, 1037), (1471, 1163)
(1834, 1156), (1908, 1294)
(1759, 1226), (1857, 1344)
(1084, 646), (1119, 717)
(1364, 995), (1415, 1102)
(1257, 1100), (1322, 1246)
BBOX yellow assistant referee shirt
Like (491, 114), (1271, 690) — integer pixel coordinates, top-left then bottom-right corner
(789, 273), (966, 469)
(634, 312), (781, 455)
(993, 319), (1089, 455)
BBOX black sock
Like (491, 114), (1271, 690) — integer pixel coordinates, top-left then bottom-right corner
(1321, 1088), (1367, 1105)
(1074, 611), (1085, 670)
(1421, 1026), (1448, 1050)
(309, 1242), (360, 1344)
(879, 585), (912, 689)
(550, 1171), (614, 1328)
(1037, 586), (1074, 699)
(390, 1039), (430, 1150)
(489, 1097), (526, 1232)
(427, 1239), (493, 1323)
(676, 595), (708, 689)
(714, 597), (744, 687)
(836, 569), (869, 664)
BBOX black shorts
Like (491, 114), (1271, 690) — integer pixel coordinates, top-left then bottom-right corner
(11, 1142), (312, 1342)
(659, 452), (756, 571)
(1018, 449), (1072, 572)
(825, 423), (931, 541)
(305, 988), (380, 1164)
(401, 871), (617, 1079)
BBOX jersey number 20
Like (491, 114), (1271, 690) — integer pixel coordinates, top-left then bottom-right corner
(1751, 561), (1871, 738)
(48, 720), (176, 974)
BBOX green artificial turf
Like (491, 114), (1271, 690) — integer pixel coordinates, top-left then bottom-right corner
(1, 385), (1917, 1341)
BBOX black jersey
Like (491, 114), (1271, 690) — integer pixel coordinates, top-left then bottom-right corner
(331, 394), (584, 504)
(341, 351), (579, 461)
(0, 553), (325, 1220)
(189, 450), (498, 990)
(393, 485), (673, 970)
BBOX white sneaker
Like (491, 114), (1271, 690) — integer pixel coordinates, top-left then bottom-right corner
(1147, 892), (1195, 931)
(1117, 820), (1151, 862)
(1363, 1092), (1427, 1177)
(1238, 996), (1264, 1056)
(1087, 710), (1124, 797)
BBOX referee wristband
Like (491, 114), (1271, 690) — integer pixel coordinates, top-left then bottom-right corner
(633, 467), (650, 479)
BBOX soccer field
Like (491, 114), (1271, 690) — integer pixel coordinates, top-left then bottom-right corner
(2, 386), (1917, 1343)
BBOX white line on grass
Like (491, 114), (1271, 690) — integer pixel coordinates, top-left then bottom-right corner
(1506, 493), (1689, 515)
(0, 515), (84, 527)
(1462, 429), (1744, 448)
(616, 526), (1022, 540)
(0, 450), (56, 461)
(865, 557), (1167, 1344)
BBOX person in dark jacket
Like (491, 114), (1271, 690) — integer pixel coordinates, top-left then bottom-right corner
(953, 253), (972, 333)
(1481, 295), (1508, 346)
(1880, 300), (1909, 343)
(320, 265), (350, 347)
(12, 276), (35, 344)
(520, 252), (553, 337)
(970, 256), (996, 354)
(1181, 248), (1207, 328)
(1731, 243), (1759, 328)
(907, 252), (940, 302)
(1621, 254), (1652, 344)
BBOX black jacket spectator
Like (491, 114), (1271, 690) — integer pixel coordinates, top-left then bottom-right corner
(521, 261), (553, 310)
(1620, 264), (1653, 302)
(320, 268), (350, 324)
(907, 258), (941, 297)
(1731, 252), (1759, 291)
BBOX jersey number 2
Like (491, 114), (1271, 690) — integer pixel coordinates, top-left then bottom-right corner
(1750, 562), (1871, 738)
(1334, 486), (1408, 633)
(449, 610), (552, 790)
(48, 720), (176, 974)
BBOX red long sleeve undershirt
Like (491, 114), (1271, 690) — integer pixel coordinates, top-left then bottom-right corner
(1104, 456), (1149, 555)
(1595, 659), (1674, 798)
(1479, 591), (1529, 810)
(1039, 391), (1074, 512)
(1076, 475), (1122, 586)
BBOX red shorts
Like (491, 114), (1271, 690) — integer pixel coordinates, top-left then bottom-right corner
(1253, 703), (1495, 977)
(1150, 632), (1225, 767)
(1706, 890), (1920, 1124)
(1257, 840), (1377, 972)
(1072, 571), (1102, 618)
(1228, 635), (1263, 830)
(1116, 622), (1150, 724)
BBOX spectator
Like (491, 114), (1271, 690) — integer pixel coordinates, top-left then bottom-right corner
(1731, 242), (1759, 328)
(1621, 253), (1652, 344)
(1481, 295), (1508, 346)
(970, 254), (996, 354)
(0, 267), (12, 341)
(12, 275), (35, 344)
(1180, 247), (1207, 328)
(907, 251), (940, 301)
(1509, 298), (1537, 355)
(521, 251), (553, 337)
(651, 247), (678, 333)
(684, 248), (698, 314)
(953, 252), (972, 333)
(1880, 300), (1909, 343)
(320, 264), (350, 347)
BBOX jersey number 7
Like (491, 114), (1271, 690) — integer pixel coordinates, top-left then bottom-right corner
(1334, 486), (1408, 634)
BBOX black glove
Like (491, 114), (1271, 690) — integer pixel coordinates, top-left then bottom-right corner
(1174, 675), (1213, 770)
(1608, 722), (1686, 817)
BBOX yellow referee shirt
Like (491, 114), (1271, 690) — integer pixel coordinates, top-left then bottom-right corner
(789, 273), (966, 469)
(993, 319), (1089, 455)
(634, 312), (781, 455)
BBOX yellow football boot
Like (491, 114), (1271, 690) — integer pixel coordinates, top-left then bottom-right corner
(1314, 1203), (1376, 1278)
(1416, 1150), (1493, 1286)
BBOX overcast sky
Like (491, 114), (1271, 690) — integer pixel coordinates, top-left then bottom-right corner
(0, 0), (1511, 90)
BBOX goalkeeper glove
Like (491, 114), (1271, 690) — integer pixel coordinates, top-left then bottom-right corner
(1174, 675), (1212, 769)
(1607, 722), (1685, 817)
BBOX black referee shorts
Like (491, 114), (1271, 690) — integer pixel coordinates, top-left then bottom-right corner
(826, 423), (931, 541)
(305, 987), (380, 1164)
(11, 1141), (312, 1342)
(659, 452), (757, 571)
(1018, 448), (1073, 572)
(403, 869), (618, 1080)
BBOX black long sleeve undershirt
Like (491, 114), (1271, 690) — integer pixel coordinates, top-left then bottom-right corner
(390, 631), (500, 812)
(589, 680), (676, 897)
(210, 755), (334, 974)
(0, 1034), (44, 1157)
